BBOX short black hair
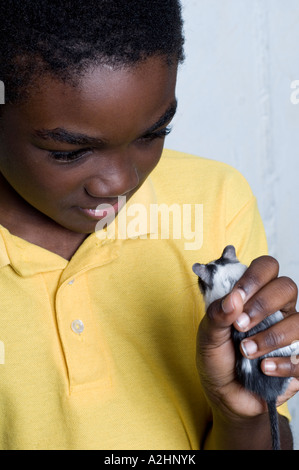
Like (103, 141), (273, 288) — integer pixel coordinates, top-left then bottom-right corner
(0, 0), (185, 104)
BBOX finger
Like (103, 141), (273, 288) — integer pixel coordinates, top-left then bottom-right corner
(240, 313), (299, 359)
(276, 378), (299, 405)
(231, 255), (279, 304)
(261, 356), (299, 378)
(234, 276), (298, 332)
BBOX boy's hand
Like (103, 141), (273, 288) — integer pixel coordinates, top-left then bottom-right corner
(196, 255), (299, 419)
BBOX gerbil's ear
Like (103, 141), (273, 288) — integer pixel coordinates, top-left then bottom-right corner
(192, 263), (209, 282)
(221, 245), (238, 262)
(192, 263), (212, 293)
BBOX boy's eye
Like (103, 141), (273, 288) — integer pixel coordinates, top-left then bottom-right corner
(48, 126), (172, 162)
(138, 126), (172, 142)
(49, 148), (92, 163)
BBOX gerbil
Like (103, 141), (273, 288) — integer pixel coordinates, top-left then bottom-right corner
(192, 245), (297, 450)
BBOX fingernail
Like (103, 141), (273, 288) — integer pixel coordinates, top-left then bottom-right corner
(221, 294), (234, 314)
(264, 360), (277, 374)
(236, 288), (246, 302)
(236, 312), (250, 330)
(241, 340), (258, 357)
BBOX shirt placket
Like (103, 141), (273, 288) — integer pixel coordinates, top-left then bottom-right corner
(55, 257), (116, 395)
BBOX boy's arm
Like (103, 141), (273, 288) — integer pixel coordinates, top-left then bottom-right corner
(204, 414), (293, 450)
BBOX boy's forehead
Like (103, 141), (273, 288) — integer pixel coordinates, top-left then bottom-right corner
(12, 57), (178, 140)
(28, 57), (177, 106)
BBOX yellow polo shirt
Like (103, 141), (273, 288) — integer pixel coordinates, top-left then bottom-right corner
(0, 149), (289, 449)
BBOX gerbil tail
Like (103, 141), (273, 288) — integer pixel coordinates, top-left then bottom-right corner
(267, 400), (280, 450)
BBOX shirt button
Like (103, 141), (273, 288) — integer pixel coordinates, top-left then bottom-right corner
(68, 279), (75, 285)
(71, 320), (85, 334)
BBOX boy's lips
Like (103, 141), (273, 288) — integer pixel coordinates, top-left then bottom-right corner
(77, 197), (126, 221)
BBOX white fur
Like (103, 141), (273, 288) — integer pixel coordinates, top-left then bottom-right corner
(264, 340), (299, 359)
(204, 262), (247, 309)
(241, 358), (252, 374)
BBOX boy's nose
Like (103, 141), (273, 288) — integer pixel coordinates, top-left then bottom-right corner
(84, 160), (140, 199)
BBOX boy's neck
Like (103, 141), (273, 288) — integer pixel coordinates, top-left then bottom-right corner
(0, 174), (88, 260)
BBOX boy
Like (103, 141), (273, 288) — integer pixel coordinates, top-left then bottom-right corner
(0, 0), (298, 449)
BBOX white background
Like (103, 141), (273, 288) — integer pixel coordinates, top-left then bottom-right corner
(166, 0), (299, 448)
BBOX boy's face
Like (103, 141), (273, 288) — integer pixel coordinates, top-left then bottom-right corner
(0, 57), (177, 234)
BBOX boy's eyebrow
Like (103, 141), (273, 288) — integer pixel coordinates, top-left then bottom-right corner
(32, 100), (178, 146)
(33, 127), (107, 146)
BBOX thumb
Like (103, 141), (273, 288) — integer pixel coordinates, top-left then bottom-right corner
(199, 289), (245, 347)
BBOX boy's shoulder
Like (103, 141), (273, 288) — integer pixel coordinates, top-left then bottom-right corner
(151, 148), (253, 203)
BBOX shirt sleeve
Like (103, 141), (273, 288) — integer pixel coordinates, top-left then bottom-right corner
(224, 169), (268, 265)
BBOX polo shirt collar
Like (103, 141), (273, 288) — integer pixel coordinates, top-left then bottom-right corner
(0, 176), (157, 278)
(0, 225), (68, 277)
